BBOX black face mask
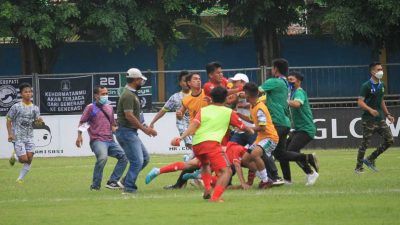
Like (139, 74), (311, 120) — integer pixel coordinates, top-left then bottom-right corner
(136, 85), (142, 91)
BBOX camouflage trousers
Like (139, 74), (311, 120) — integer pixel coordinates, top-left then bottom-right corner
(356, 120), (394, 168)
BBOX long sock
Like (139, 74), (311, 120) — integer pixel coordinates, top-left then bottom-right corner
(201, 172), (212, 191)
(259, 169), (269, 182)
(211, 176), (218, 187)
(18, 163), (31, 180)
(211, 185), (225, 200)
(160, 162), (185, 174)
(247, 170), (256, 185)
(174, 168), (196, 188)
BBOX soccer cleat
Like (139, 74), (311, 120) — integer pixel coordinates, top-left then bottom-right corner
(145, 168), (160, 184)
(354, 167), (365, 174)
(182, 170), (201, 181)
(105, 181), (124, 190)
(305, 172), (319, 186)
(362, 159), (378, 172)
(258, 180), (273, 189)
(16, 179), (23, 184)
(9, 152), (16, 166)
(209, 198), (224, 203)
(203, 189), (212, 200)
(308, 153), (319, 173)
(90, 185), (100, 191)
(272, 178), (285, 186)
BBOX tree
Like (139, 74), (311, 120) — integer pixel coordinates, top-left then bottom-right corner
(0, 0), (79, 74)
(323, 0), (400, 53)
(77, 0), (212, 63)
(219, 0), (305, 66)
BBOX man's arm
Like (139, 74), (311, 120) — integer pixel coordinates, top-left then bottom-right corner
(150, 110), (167, 128)
(358, 98), (379, 117)
(6, 119), (14, 142)
(124, 111), (157, 136)
(233, 160), (250, 190)
(381, 100), (395, 123)
(288, 100), (301, 108)
(176, 105), (187, 120)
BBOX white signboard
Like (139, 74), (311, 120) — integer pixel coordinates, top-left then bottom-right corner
(0, 113), (191, 159)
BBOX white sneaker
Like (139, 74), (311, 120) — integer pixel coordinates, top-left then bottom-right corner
(305, 172), (319, 186)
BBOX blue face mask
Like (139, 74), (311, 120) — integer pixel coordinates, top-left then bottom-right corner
(99, 95), (108, 105)
(288, 82), (295, 90)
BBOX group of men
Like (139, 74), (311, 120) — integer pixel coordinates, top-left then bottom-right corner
(6, 60), (395, 202)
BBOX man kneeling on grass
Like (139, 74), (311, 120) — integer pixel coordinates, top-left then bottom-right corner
(171, 86), (254, 202)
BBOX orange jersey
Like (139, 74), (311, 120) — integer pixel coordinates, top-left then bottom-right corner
(250, 100), (279, 143)
(182, 89), (209, 121)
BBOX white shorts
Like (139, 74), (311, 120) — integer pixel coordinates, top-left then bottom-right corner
(249, 138), (277, 157)
(14, 140), (35, 157)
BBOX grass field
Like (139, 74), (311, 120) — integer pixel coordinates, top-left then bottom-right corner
(1, 149), (399, 225)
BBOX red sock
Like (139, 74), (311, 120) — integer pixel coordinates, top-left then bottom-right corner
(211, 185), (225, 200)
(201, 172), (212, 191)
(159, 162), (185, 174)
(211, 176), (218, 187)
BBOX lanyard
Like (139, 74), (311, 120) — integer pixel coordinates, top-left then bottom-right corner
(370, 78), (382, 93)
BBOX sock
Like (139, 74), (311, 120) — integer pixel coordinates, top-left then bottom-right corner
(160, 162), (185, 174)
(18, 163), (31, 180)
(255, 171), (261, 179)
(247, 170), (256, 185)
(210, 176), (218, 187)
(259, 169), (269, 182)
(211, 185), (225, 200)
(201, 172), (212, 191)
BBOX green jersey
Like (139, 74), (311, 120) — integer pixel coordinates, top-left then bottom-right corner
(117, 87), (142, 129)
(359, 79), (385, 122)
(259, 77), (291, 128)
(290, 88), (316, 139)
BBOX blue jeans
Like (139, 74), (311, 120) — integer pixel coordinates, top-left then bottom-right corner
(115, 127), (150, 192)
(90, 140), (128, 189)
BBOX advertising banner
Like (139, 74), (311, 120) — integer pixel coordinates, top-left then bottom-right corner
(0, 76), (33, 116)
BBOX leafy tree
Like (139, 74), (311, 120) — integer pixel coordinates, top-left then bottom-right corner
(323, 0), (400, 52)
(0, 0), (79, 74)
(219, 0), (305, 66)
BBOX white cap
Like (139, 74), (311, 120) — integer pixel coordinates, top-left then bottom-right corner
(126, 68), (147, 81)
(229, 73), (249, 83)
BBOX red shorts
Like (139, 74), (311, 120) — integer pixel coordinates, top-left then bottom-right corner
(193, 141), (230, 172)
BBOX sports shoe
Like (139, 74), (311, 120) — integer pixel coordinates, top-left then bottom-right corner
(203, 189), (212, 200)
(163, 184), (179, 190)
(308, 153), (319, 173)
(16, 179), (23, 184)
(362, 159), (378, 172)
(90, 185), (100, 191)
(145, 168), (160, 184)
(272, 178), (285, 186)
(258, 180), (273, 189)
(9, 152), (16, 166)
(182, 170), (201, 181)
(105, 181), (124, 189)
(354, 167), (365, 174)
(305, 172), (319, 186)
(284, 179), (293, 185)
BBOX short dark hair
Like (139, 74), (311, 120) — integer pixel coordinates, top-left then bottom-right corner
(243, 82), (259, 98)
(288, 71), (304, 81)
(178, 70), (189, 82)
(93, 85), (106, 95)
(369, 62), (381, 71)
(210, 86), (227, 103)
(18, 82), (32, 93)
(206, 61), (222, 75)
(185, 73), (199, 83)
(272, 58), (289, 75)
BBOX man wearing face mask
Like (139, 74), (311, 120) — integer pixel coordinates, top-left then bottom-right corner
(76, 86), (128, 191)
(355, 62), (395, 173)
(116, 68), (157, 194)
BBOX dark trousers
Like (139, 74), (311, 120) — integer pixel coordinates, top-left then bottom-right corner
(356, 120), (394, 168)
(286, 131), (313, 176)
(273, 126), (311, 181)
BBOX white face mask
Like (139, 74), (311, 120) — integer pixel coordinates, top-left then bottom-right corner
(375, 71), (384, 80)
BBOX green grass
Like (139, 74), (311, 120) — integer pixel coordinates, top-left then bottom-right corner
(1, 149), (399, 225)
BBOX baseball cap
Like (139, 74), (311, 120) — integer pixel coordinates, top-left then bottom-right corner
(126, 68), (147, 81)
(229, 73), (249, 83)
